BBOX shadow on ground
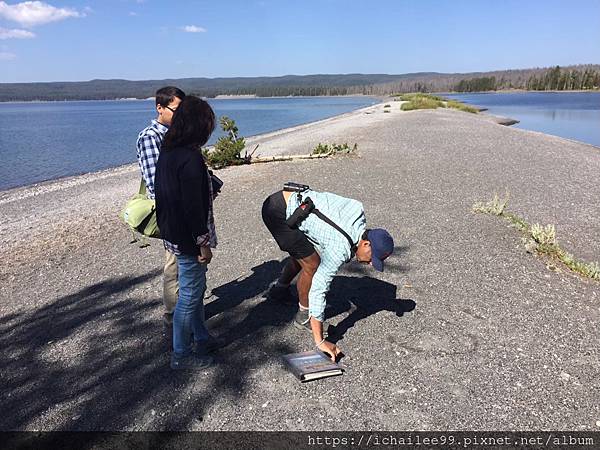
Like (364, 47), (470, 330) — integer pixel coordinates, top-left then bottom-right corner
(1, 256), (413, 432)
(0, 261), (295, 432)
(325, 276), (416, 344)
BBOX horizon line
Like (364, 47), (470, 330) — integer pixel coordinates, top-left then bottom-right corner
(2, 63), (600, 85)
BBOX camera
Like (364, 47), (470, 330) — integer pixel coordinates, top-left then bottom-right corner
(286, 197), (315, 229)
(283, 182), (309, 193)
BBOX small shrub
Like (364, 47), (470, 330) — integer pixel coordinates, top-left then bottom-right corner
(311, 142), (357, 155)
(399, 93), (478, 114)
(401, 98), (441, 110)
(401, 94), (444, 111)
(555, 250), (600, 280)
(474, 193), (599, 281)
(472, 193), (509, 216)
(384, 104), (391, 108)
(203, 116), (249, 169)
(583, 261), (600, 279)
(561, 251), (575, 266)
(530, 224), (556, 247)
(334, 143), (357, 153)
(312, 143), (331, 155)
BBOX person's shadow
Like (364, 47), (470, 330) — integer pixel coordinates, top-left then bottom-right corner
(204, 259), (415, 351)
(324, 276), (416, 344)
(205, 259), (301, 346)
(205, 259), (286, 320)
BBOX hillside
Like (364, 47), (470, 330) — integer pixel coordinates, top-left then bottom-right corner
(1, 65), (599, 101)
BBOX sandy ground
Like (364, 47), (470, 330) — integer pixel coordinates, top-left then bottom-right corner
(1, 102), (599, 433)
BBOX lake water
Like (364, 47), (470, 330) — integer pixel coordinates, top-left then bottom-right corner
(445, 92), (600, 148)
(0, 96), (377, 191)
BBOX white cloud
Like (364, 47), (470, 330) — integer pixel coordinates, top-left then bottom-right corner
(0, 1), (84, 27)
(0, 27), (35, 39)
(0, 51), (16, 60)
(181, 25), (206, 33)
(128, 11), (137, 16)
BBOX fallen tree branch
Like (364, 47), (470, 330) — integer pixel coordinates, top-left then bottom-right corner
(250, 153), (332, 164)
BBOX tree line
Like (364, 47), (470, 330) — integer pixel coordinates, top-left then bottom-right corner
(1, 65), (598, 102)
(525, 66), (600, 91)
(454, 66), (600, 92)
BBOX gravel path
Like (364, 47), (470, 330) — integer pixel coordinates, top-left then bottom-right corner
(1, 103), (599, 432)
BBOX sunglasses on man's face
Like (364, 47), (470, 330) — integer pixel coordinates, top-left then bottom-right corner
(164, 105), (177, 113)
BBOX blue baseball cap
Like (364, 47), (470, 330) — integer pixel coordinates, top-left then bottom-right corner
(368, 228), (394, 272)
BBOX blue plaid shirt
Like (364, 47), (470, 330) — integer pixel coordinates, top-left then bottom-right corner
(286, 190), (367, 322)
(136, 119), (169, 199)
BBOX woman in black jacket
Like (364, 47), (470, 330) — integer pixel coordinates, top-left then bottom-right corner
(155, 96), (221, 370)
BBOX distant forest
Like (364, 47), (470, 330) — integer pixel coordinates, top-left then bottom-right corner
(454, 65), (600, 92)
(0, 64), (598, 102)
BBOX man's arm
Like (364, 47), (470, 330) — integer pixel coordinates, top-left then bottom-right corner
(307, 254), (344, 361)
(136, 132), (161, 199)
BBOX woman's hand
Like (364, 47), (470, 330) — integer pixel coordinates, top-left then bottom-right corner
(198, 246), (213, 264)
(317, 340), (342, 362)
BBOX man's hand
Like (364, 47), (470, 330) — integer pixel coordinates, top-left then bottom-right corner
(317, 340), (341, 362)
(310, 317), (341, 362)
(198, 246), (213, 264)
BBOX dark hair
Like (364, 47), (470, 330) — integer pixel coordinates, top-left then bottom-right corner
(155, 86), (186, 107)
(162, 96), (216, 150)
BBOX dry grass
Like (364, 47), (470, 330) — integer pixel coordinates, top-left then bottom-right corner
(473, 193), (599, 281)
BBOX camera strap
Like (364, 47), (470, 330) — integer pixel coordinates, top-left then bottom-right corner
(298, 194), (358, 259)
(294, 192), (358, 257)
(311, 208), (358, 257)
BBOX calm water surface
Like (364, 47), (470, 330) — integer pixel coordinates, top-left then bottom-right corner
(0, 96), (377, 191)
(445, 92), (600, 148)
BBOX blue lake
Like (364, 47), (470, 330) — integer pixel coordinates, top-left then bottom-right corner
(0, 96), (377, 191)
(445, 91), (600, 148)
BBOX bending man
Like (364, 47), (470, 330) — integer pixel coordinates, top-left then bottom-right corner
(262, 184), (394, 361)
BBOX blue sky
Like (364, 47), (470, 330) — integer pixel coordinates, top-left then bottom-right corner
(1, 0), (599, 83)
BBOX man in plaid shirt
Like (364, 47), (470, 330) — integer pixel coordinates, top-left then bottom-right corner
(136, 86), (186, 328)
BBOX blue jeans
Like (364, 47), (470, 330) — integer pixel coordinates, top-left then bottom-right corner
(173, 254), (209, 357)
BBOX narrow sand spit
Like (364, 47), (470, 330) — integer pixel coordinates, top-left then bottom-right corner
(1, 103), (599, 432)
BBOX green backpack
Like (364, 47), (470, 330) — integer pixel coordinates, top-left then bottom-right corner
(121, 179), (160, 240)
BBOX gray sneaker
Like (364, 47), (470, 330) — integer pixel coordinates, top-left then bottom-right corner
(170, 353), (213, 371)
(294, 309), (329, 336)
(294, 308), (311, 331)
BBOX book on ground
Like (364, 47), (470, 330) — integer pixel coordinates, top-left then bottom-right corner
(283, 350), (343, 382)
